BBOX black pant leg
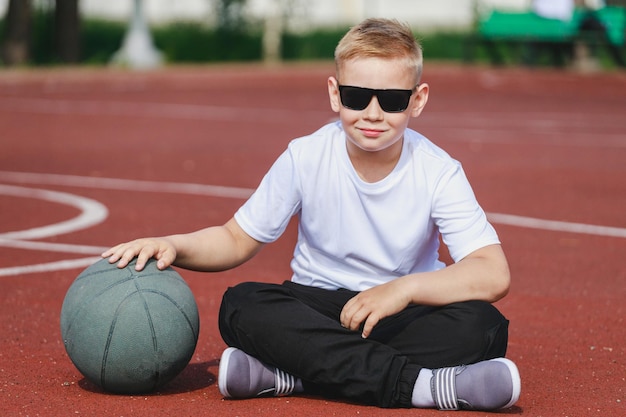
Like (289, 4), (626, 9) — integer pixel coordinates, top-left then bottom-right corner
(218, 281), (418, 408)
(218, 282), (509, 408)
(375, 300), (509, 369)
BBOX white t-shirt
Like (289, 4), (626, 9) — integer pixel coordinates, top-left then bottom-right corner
(234, 121), (499, 291)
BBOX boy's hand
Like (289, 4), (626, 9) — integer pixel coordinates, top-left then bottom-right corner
(101, 237), (177, 271)
(340, 278), (412, 339)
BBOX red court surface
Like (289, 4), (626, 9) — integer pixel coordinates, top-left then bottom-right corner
(0, 62), (624, 416)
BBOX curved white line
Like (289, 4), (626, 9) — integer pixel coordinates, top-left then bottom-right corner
(0, 170), (254, 199)
(0, 256), (100, 277)
(1, 173), (625, 278)
(3, 172), (624, 239)
(0, 238), (108, 254)
(0, 184), (109, 240)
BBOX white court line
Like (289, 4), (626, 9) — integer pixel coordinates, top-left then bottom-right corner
(0, 97), (331, 123)
(422, 126), (626, 149)
(2, 97), (624, 147)
(487, 213), (626, 239)
(0, 237), (108, 254)
(0, 184), (109, 277)
(0, 170), (254, 199)
(0, 184), (109, 240)
(0, 257), (101, 277)
(1, 171), (625, 277)
(2, 170), (625, 239)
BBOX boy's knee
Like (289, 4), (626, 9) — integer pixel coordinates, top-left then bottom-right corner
(222, 281), (267, 304)
(468, 301), (509, 359)
(219, 281), (295, 350)
(455, 300), (507, 327)
(450, 301), (509, 360)
(220, 281), (287, 325)
(219, 282), (267, 345)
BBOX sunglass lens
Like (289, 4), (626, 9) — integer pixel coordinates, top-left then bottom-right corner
(340, 87), (373, 111)
(378, 90), (411, 113)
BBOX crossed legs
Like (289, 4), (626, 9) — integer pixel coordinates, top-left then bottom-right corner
(218, 281), (509, 408)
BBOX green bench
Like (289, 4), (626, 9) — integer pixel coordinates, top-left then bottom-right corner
(467, 6), (626, 67)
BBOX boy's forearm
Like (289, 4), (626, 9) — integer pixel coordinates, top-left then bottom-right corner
(402, 244), (510, 306)
(169, 218), (263, 272)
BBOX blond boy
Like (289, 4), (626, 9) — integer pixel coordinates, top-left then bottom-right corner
(105, 18), (520, 411)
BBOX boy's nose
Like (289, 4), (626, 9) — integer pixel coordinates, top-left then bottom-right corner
(363, 96), (384, 120)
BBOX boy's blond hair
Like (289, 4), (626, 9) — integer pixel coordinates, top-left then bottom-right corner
(334, 18), (423, 84)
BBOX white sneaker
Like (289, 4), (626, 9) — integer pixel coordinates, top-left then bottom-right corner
(431, 358), (521, 410)
(218, 347), (300, 399)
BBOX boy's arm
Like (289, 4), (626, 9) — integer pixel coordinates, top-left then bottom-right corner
(103, 217), (264, 272)
(404, 243), (510, 305)
(340, 244), (510, 338)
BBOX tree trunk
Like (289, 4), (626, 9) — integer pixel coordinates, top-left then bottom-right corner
(55, 0), (80, 63)
(1, 0), (32, 65)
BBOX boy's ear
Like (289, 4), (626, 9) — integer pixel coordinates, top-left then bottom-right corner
(410, 83), (429, 117)
(328, 76), (341, 113)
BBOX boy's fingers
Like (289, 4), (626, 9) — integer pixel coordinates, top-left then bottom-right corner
(102, 244), (124, 262)
(361, 314), (380, 339)
(115, 252), (136, 269)
(155, 250), (175, 270)
(341, 303), (367, 332)
(107, 246), (142, 269)
(101, 240), (175, 271)
(132, 245), (161, 271)
(339, 303), (355, 329)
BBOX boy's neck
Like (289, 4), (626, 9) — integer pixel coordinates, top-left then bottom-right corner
(346, 138), (404, 183)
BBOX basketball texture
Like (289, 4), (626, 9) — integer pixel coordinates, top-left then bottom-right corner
(60, 258), (200, 394)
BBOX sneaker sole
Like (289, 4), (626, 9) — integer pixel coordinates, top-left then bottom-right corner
(218, 347), (239, 398)
(491, 358), (521, 409)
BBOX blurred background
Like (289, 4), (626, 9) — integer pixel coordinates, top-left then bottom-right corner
(0, 0), (624, 69)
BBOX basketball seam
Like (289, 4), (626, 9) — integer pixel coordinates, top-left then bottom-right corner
(98, 287), (199, 392)
(62, 260), (174, 336)
(140, 289), (200, 341)
(62, 269), (134, 336)
(101, 289), (138, 390)
(135, 279), (160, 392)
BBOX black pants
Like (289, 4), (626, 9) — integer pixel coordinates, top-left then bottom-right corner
(218, 281), (509, 408)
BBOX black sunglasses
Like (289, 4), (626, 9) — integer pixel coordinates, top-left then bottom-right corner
(338, 85), (417, 113)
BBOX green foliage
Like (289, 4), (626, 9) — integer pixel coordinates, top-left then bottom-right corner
(80, 19), (125, 64)
(1, 4), (622, 69)
(215, 0), (248, 31)
(282, 28), (347, 60)
(1, 12), (508, 67)
(152, 22), (262, 63)
(30, 7), (56, 64)
(419, 32), (468, 60)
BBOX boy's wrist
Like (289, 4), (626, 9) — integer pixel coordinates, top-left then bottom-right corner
(395, 274), (421, 305)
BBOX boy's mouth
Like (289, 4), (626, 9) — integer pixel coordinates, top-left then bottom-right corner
(359, 128), (385, 138)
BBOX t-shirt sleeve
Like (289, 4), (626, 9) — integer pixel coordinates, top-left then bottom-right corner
(431, 162), (500, 262)
(234, 147), (302, 243)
